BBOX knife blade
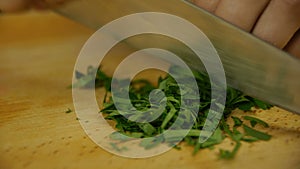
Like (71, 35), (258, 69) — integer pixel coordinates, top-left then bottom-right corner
(54, 0), (300, 114)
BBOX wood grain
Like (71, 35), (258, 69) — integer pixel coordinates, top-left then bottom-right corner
(0, 11), (299, 169)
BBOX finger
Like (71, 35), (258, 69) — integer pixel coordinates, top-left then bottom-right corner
(284, 30), (300, 59)
(252, 0), (300, 49)
(0, 0), (31, 12)
(214, 0), (271, 31)
(192, 0), (221, 12)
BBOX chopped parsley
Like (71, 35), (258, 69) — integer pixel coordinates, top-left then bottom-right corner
(73, 65), (273, 159)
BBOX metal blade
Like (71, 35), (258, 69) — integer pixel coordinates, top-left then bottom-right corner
(54, 0), (300, 114)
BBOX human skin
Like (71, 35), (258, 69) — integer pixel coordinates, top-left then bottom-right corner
(192, 0), (300, 58)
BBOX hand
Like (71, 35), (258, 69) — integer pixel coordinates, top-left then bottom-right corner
(0, 0), (67, 12)
(192, 0), (300, 58)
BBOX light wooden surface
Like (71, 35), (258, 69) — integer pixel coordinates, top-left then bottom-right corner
(0, 11), (300, 169)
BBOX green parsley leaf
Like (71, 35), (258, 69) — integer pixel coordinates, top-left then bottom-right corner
(231, 116), (243, 127)
(243, 124), (271, 141)
(219, 142), (241, 159)
(243, 116), (269, 128)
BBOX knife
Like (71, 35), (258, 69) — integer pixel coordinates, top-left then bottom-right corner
(54, 0), (300, 114)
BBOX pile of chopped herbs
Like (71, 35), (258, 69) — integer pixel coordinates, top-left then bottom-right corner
(73, 65), (273, 159)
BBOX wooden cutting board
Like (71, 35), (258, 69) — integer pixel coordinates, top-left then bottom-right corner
(0, 11), (299, 169)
